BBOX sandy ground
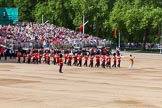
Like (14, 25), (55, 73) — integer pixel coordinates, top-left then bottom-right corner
(0, 52), (162, 108)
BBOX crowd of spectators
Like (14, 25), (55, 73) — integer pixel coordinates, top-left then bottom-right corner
(0, 23), (110, 51)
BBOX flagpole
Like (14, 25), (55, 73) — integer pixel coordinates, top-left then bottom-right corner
(83, 15), (85, 34)
(118, 30), (120, 48)
(83, 0), (85, 34)
(160, 23), (162, 54)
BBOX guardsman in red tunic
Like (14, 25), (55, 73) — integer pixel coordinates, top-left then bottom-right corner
(23, 53), (27, 63)
(37, 52), (41, 64)
(44, 53), (47, 63)
(32, 53), (35, 63)
(83, 54), (88, 67)
(0, 49), (2, 60)
(67, 54), (72, 66)
(52, 53), (56, 65)
(56, 54), (59, 64)
(27, 53), (31, 64)
(89, 55), (94, 67)
(17, 51), (22, 63)
(101, 55), (106, 68)
(95, 54), (100, 67)
(35, 53), (38, 64)
(106, 54), (111, 68)
(112, 53), (117, 68)
(59, 54), (63, 73)
(77, 54), (82, 67)
(46, 53), (50, 65)
(73, 54), (77, 66)
(117, 54), (121, 67)
(64, 53), (68, 64)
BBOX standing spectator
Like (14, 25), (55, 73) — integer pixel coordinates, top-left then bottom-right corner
(116, 47), (120, 56)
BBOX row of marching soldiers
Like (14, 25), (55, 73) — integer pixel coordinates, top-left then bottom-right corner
(16, 51), (121, 68)
(17, 51), (49, 64)
(65, 53), (121, 68)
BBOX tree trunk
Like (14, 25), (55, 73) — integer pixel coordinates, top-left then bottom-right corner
(143, 31), (146, 50)
(142, 26), (149, 50)
(143, 28), (148, 51)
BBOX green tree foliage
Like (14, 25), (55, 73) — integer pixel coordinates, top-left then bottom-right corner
(34, 0), (74, 28)
(14, 0), (37, 21)
(109, 0), (162, 49)
(0, 0), (14, 7)
(71, 0), (115, 37)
